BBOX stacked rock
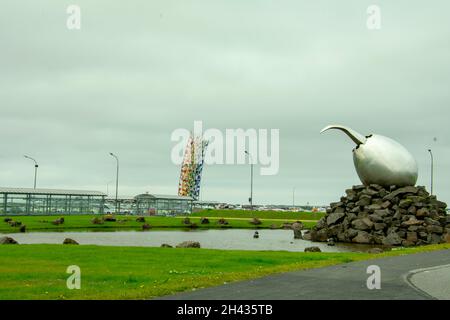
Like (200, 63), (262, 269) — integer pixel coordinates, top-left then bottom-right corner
(304, 185), (449, 246)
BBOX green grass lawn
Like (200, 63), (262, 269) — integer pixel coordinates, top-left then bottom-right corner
(0, 243), (448, 300)
(0, 215), (317, 233)
(192, 209), (325, 221)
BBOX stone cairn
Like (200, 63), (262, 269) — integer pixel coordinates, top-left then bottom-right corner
(304, 185), (449, 246)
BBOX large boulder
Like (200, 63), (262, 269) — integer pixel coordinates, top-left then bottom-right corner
(63, 238), (79, 245)
(103, 215), (116, 222)
(292, 222), (303, 239)
(142, 223), (152, 230)
(383, 186), (419, 201)
(249, 218), (262, 225)
(310, 229), (329, 242)
(351, 218), (372, 231)
(52, 217), (65, 225)
(176, 241), (201, 248)
(304, 246), (322, 253)
(91, 217), (104, 225)
(9, 221), (22, 227)
(444, 233), (450, 243)
(217, 218), (229, 225)
(382, 232), (403, 246)
(302, 231), (312, 241)
(0, 236), (18, 244)
(326, 212), (345, 226)
(352, 231), (372, 244)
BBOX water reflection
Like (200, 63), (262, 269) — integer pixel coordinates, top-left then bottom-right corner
(3, 229), (377, 253)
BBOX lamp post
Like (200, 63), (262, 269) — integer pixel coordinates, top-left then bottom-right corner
(293, 187), (295, 208)
(109, 153), (119, 214)
(428, 149), (434, 195)
(24, 155), (38, 189)
(244, 151), (253, 210)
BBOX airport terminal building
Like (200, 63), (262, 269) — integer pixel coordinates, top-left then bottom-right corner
(0, 187), (106, 215)
(0, 187), (193, 216)
(105, 193), (193, 215)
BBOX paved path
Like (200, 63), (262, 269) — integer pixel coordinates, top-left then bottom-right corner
(409, 264), (450, 300)
(162, 250), (450, 300)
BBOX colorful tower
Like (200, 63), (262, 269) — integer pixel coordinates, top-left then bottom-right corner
(178, 134), (208, 200)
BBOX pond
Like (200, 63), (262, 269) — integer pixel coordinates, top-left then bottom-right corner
(2, 229), (376, 253)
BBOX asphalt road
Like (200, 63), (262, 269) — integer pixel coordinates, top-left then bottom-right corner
(162, 250), (450, 300)
(409, 264), (450, 299)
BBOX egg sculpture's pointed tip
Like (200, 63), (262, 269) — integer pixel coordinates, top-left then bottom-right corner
(319, 124), (367, 146)
(320, 125), (335, 134)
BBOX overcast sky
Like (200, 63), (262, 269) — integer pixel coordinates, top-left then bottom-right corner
(0, 1), (449, 205)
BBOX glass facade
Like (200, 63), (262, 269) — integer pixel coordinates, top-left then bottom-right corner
(134, 194), (192, 216)
(0, 189), (190, 216)
(0, 189), (106, 215)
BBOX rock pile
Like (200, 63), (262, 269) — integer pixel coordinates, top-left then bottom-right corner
(200, 217), (210, 224)
(176, 241), (201, 248)
(0, 236), (18, 244)
(249, 218), (262, 225)
(304, 185), (449, 246)
(142, 223), (152, 230)
(63, 238), (79, 245)
(52, 217), (65, 225)
(292, 222), (304, 239)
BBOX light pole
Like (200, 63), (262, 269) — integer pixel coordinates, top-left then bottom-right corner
(428, 149), (434, 195)
(24, 155), (38, 189)
(244, 151), (253, 210)
(293, 187), (295, 208)
(109, 153), (119, 214)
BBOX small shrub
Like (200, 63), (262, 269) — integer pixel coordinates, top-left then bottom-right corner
(142, 223), (152, 230)
(91, 217), (104, 225)
(103, 215), (117, 222)
(9, 221), (22, 227)
(249, 217), (262, 225)
(217, 218), (228, 225)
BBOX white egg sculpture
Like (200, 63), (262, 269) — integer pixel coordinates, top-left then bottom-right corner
(321, 125), (418, 187)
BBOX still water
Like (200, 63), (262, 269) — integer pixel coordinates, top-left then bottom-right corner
(2, 229), (375, 253)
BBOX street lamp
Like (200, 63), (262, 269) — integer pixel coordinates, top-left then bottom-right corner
(428, 149), (434, 195)
(293, 187), (295, 208)
(109, 152), (119, 214)
(24, 155), (38, 189)
(244, 151), (253, 210)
